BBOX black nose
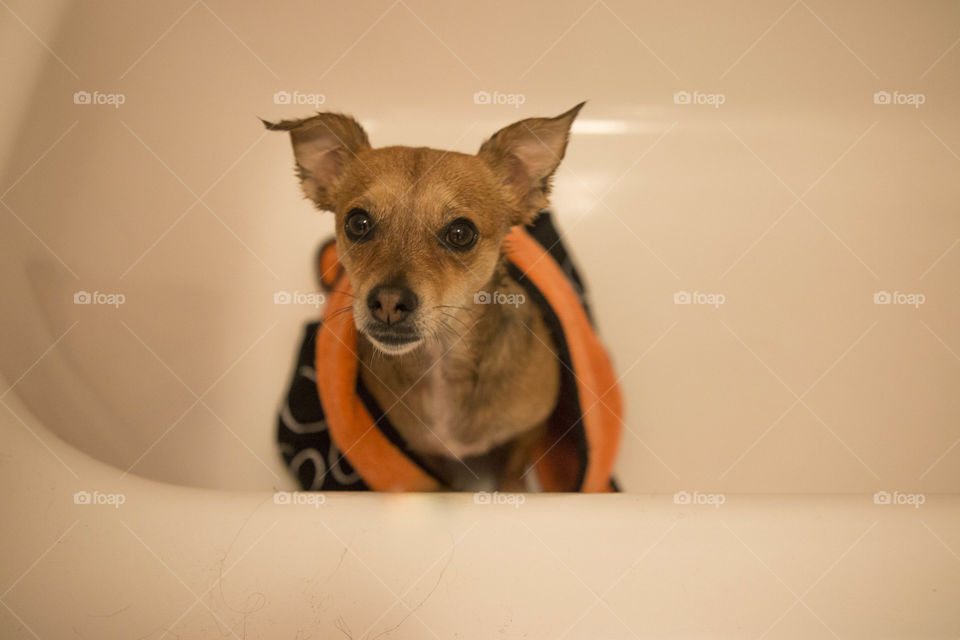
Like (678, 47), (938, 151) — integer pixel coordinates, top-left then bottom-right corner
(367, 284), (419, 325)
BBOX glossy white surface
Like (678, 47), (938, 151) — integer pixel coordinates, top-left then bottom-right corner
(1, 0), (959, 494)
(2, 391), (959, 638)
(1, 1), (959, 636)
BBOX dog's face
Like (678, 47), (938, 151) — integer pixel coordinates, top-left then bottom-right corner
(267, 104), (583, 355)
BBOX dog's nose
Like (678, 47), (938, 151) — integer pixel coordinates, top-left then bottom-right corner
(367, 285), (419, 325)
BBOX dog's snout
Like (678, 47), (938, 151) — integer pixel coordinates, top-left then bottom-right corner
(367, 285), (419, 325)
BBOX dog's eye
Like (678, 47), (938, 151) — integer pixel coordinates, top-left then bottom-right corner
(442, 218), (478, 251)
(344, 208), (374, 242)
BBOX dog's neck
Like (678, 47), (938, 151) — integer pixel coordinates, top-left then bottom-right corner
(357, 261), (560, 488)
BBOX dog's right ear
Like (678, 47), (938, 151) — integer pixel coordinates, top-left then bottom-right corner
(262, 113), (370, 211)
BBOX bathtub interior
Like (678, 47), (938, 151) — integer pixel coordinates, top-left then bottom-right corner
(1, 0), (959, 494)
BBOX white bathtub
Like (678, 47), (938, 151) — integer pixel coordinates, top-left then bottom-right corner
(2, 1), (958, 637)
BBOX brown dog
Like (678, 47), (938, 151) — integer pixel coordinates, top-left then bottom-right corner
(266, 104), (584, 490)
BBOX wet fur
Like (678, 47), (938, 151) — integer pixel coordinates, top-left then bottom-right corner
(267, 104), (584, 489)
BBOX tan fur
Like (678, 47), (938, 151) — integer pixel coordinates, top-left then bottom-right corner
(357, 265), (560, 488)
(267, 104), (584, 489)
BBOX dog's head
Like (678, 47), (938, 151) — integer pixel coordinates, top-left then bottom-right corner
(266, 103), (583, 355)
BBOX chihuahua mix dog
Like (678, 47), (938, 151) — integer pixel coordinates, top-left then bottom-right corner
(267, 103), (584, 490)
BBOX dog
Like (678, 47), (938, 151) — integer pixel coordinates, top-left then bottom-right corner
(266, 104), (586, 490)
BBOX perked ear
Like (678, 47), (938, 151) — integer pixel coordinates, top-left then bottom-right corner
(262, 112), (371, 211)
(477, 102), (584, 224)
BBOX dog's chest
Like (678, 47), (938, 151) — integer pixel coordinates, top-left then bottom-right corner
(398, 348), (535, 458)
(360, 313), (560, 464)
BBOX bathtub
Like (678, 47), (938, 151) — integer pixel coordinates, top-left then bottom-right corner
(1, 0), (958, 637)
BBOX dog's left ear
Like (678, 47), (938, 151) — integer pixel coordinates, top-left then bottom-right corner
(478, 102), (584, 225)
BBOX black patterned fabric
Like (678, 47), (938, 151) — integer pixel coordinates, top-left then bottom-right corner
(276, 322), (367, 490)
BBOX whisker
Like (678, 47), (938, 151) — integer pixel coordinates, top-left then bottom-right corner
(435, 304), (477, 315)
(436, 318), (462, 341)
(324, 305), (354, 321)
(439, 311), (469, 331)
(326, 304), (353, 314)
